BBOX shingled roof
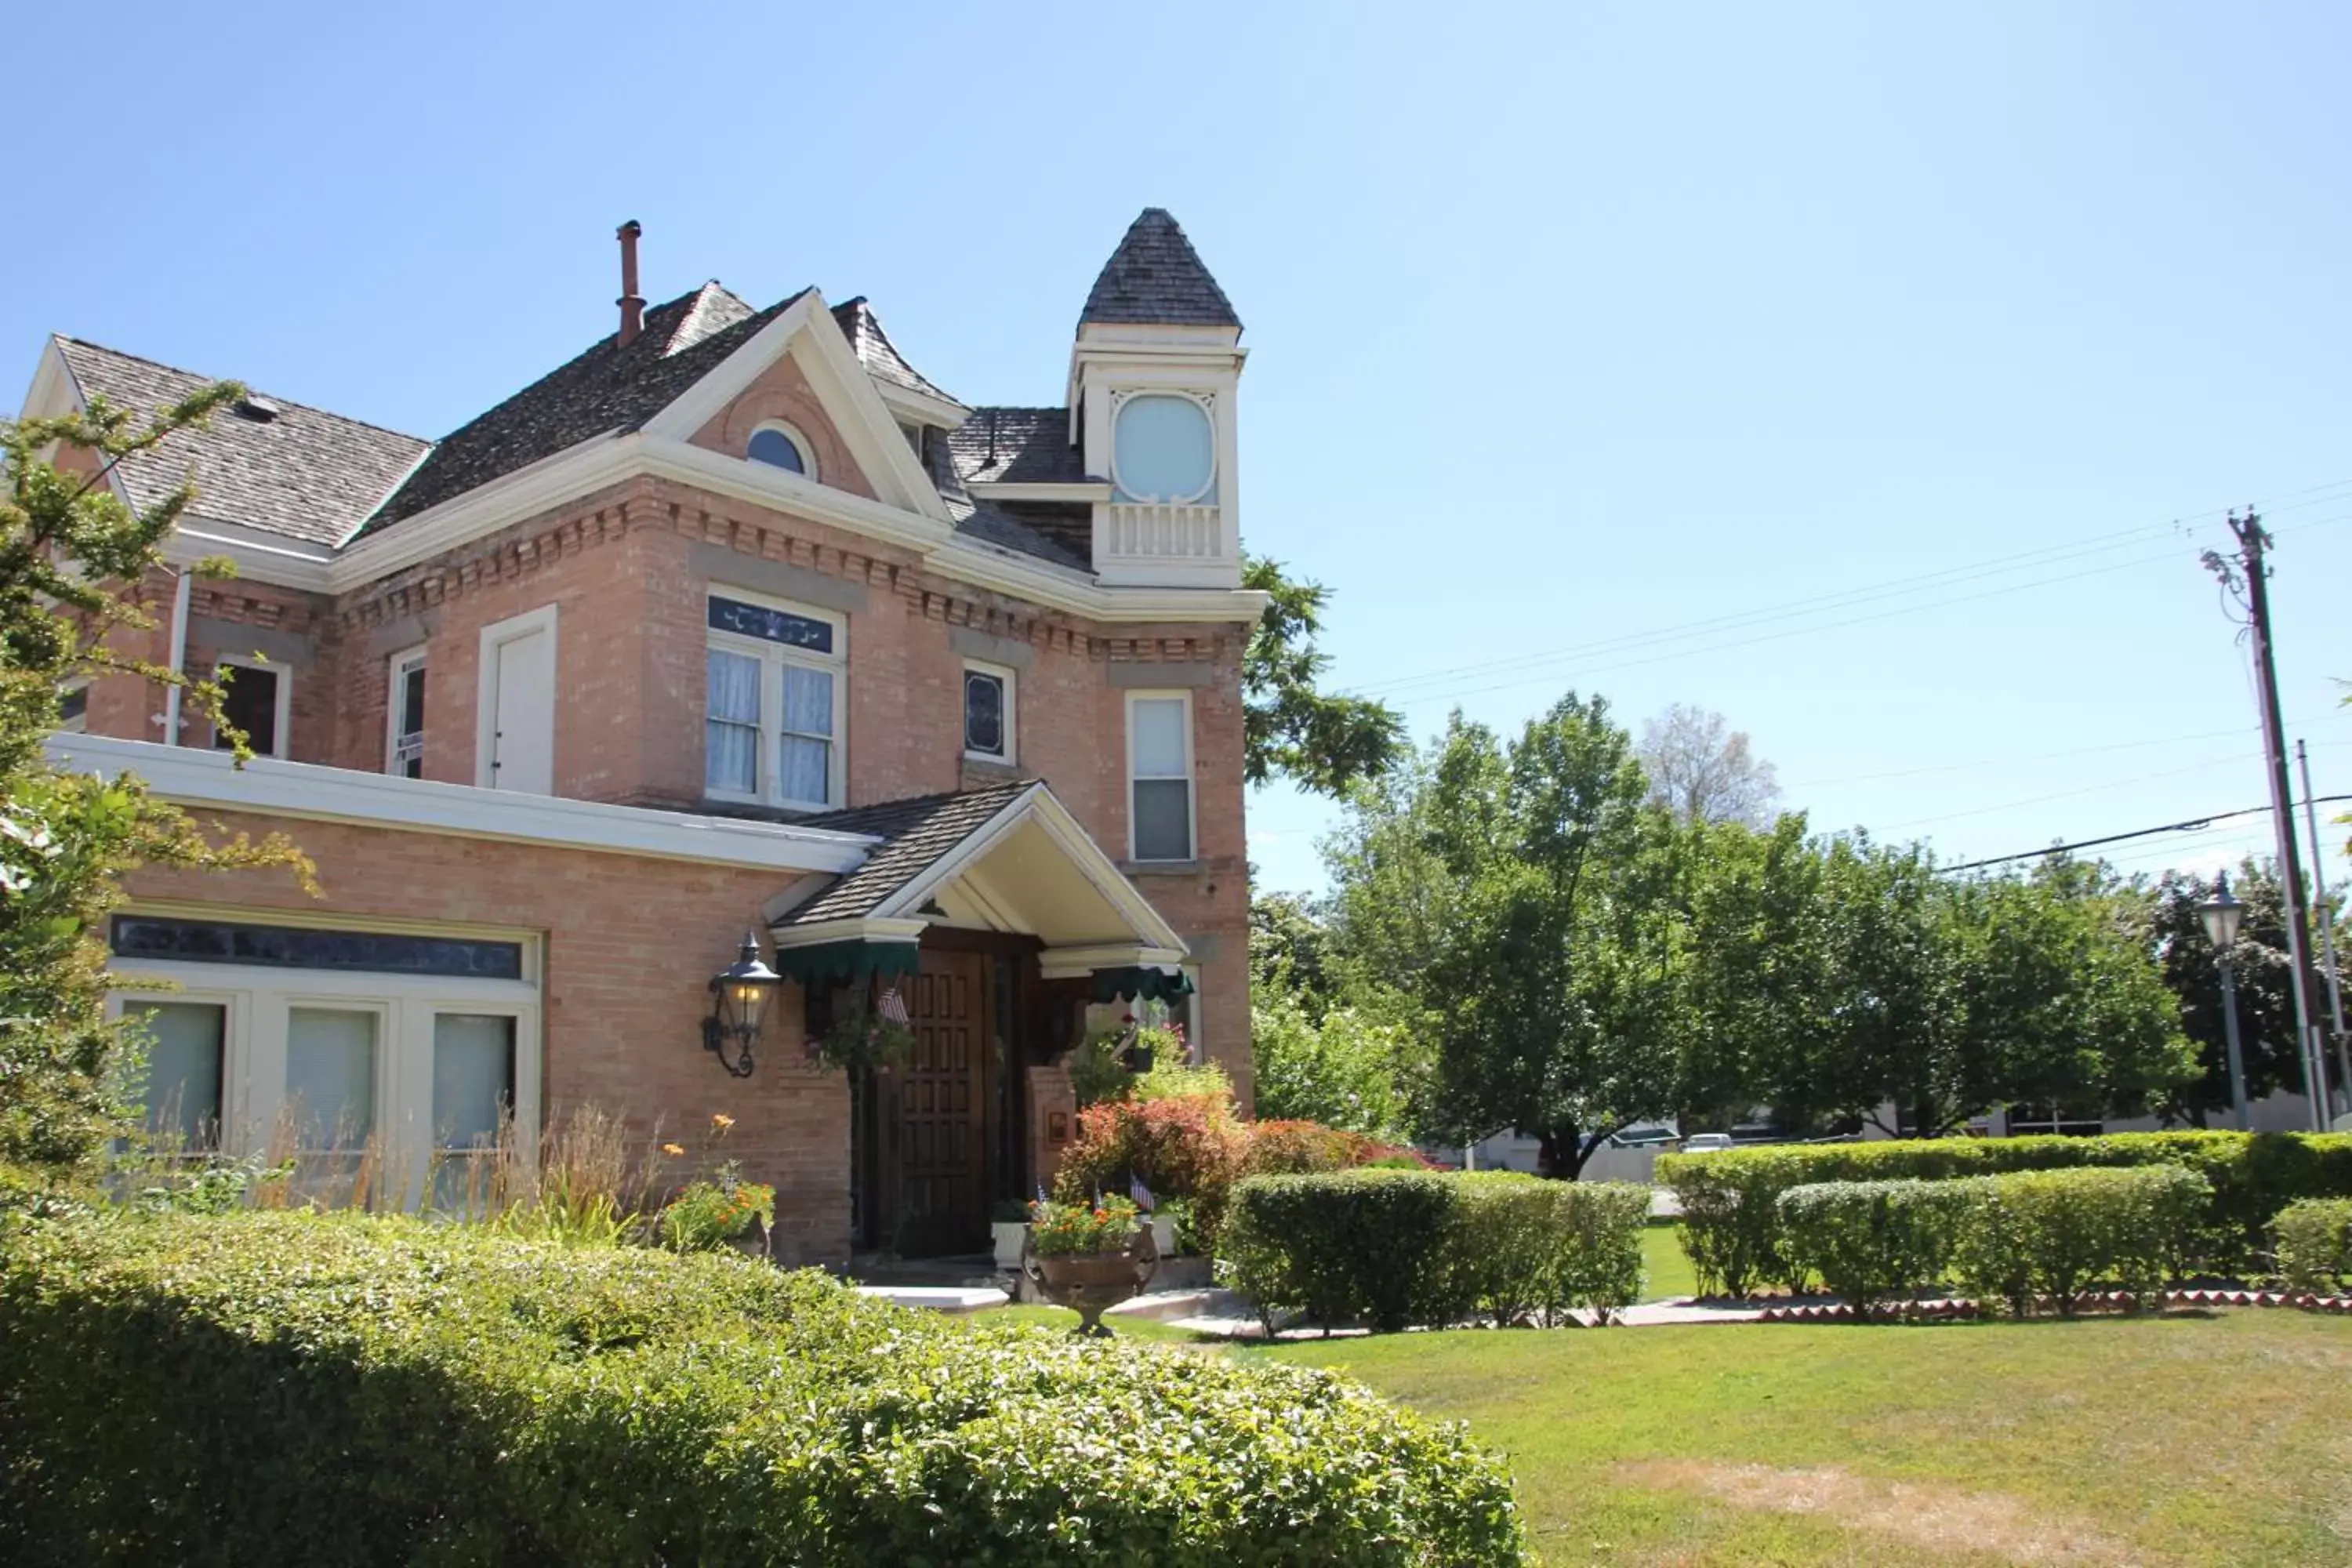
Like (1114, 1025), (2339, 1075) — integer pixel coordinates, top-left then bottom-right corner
(946, 405), (1092, 487)
(1080, 209), (1240, 329)
(53, 338), (430, 547)
(832, 299), (958, 406)
(779, 781), (1037, 926)
(360, 282), (804, 535)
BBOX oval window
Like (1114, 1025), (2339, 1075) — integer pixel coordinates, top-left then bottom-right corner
(746, 426), (808, 476)
(1112, 395), (1214, 503)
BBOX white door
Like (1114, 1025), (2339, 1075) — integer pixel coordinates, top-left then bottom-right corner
(481, 612), (554, 794)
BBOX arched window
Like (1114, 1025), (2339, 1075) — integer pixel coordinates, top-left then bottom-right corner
(746, 423), (814, 477)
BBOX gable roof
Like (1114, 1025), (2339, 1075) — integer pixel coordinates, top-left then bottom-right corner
(359, 282), (804, 536)
(51, 337), (430, 547)
(1080, 209), (1240, 329)
(946, 405), (1092, 486)
(782, 781), (1038, 925)
(832, 299), (957, 406)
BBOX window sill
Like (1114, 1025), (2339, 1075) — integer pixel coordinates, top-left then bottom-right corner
(1117, 858), (1204, 877)
(960, 757), (1025, 780)
(695, 797), (829, 824)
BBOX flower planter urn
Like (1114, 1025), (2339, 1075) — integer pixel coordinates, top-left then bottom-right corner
(1022, 1225), (1160, 1337)
(992, 1221), (1029, 1271)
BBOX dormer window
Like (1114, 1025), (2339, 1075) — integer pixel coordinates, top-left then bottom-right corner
(746, 422), (814, 478)
(1110, 393), (1214, 504)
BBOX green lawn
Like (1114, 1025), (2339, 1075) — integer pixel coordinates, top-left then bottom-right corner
(1639, 1218), (1699, 1302)
(1250, 1311), (2352, 1566)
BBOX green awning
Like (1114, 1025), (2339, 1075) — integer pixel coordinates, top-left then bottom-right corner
(769, 940), (920, 985)
(1090, 966), (1194, 1005)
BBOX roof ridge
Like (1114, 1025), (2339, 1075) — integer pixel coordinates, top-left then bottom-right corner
(55, 335), (434, 444)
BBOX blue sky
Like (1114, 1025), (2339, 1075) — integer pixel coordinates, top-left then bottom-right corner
(9, 2), (2347, 895)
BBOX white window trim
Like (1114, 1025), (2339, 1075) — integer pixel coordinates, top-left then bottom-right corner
(747, 419), (818, 481)
(474, 604), (558, 790)
(107, 944), (542, 1210)
(705, 586), (847, 813)
(1123, 688), (1196, 863)
(385, 644), (427, 778)
(961, 659), (1017, 767)
(57, 676), (89, 735)
(213, 654), (292, 759)
(1109, 390), (1218, 506)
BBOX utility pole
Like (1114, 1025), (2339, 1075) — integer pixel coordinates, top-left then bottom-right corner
(2204, 510), (2327, 1127)
(2298, 738), (2350, 1106)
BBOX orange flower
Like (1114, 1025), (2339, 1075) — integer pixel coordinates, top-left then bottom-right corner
(712, 1113), (736, 1131)
(662, 1142), (686, 1157)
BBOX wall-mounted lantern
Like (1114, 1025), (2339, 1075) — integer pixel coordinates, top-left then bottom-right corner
(703, 931), (781, 1079)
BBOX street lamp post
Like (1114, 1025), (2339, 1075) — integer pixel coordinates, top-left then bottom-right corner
(2199, 874), (2250, 1131)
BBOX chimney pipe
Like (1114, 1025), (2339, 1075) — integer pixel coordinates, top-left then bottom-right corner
(616, 220), (644, 347)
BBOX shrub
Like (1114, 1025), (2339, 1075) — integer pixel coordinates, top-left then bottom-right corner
(1223, 1171), (1460, 1333)
(1660, 1131), (2352, 1294)
(2272, 1198), (2352, 1293)
(1951, 1165), (2209, 1318)
(0, 1209), (1530, 1566)
(1224, 1172), (1648, 1332)
(1054, 1093), (1248, 1218)
(1776, 1179), (1971, 1314)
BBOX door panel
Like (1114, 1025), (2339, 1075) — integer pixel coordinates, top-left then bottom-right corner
(889, 951), (990, 1256)
(488, 627), (553, 794)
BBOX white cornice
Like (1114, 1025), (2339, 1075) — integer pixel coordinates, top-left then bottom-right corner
(1037, 943), (1189, 980)
(169, 425), (1267, 626)
(876, 381), (971, 429)
(767, 916), (927, 949)
(46, 734), (876, 874)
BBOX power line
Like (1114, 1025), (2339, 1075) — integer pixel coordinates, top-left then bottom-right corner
(1783, 710), (2351, 790)
(1342, 478), (2352, 702)
(1385, 514), (2351, 709)
(1936, 795), (2352, 874)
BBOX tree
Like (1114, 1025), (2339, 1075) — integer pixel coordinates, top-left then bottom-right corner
(1241, 553), (1404, 795)
(1, 387), (310, 1167)
(1764, 850), (2194, 1137)
(2147, 861), (2311, 1126)
(1636, 703), (1780, 828)
(1247, 890), (1341, 1017)
(1327, 695), (1692, 1176)
(1250, 989), (1417, 1138)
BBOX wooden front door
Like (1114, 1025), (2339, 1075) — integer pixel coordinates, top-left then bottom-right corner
(886, 949), (991, 1255)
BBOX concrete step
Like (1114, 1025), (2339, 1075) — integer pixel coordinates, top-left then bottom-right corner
(854, 1284), (1009, 1315)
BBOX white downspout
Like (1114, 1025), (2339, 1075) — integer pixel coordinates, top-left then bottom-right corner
(161, 567), (193, 745)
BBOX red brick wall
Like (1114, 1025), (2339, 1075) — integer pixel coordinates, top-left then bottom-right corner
(118, 815), (853, 1265)
(688, 354), (878, 500)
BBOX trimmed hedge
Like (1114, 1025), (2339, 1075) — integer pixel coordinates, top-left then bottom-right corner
(1220, 1171), (1649, 1333)
(2273, 1197), (2352, 1293)
(1773, 1167), (2209, 1318)
(1660, 1131), (2352, 1296)
(1951, 1166), (2209, 1318)
(0, 1210), (1530, 1566)
(1776, 1179), (1971, 1314)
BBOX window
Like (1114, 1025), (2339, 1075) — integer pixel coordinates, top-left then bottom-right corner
(898, 421), (925, 457)
(126, 1000), (225, 1151)
(285, 1007), (378, 1152)
(430, 1012), (515, 1207)
(214, 657), (289, 758)
(106, 920), (539, 1211)
(2004, 1105), (2104, 1138)
(1111, 393), (1215, 504)
(387, 648), (426, 779)
(705, 592), (844, 811)
(963, 662), (1014, 765)
(1127, 692), (1194, 862)
(746, 422), (814, 477)
(58, 679), (89, 734)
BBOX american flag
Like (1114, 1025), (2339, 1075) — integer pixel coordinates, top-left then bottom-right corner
(877, 986), (909, 1026)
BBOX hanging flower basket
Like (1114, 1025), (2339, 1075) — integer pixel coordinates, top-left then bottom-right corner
(804, 989), (916, 1073)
